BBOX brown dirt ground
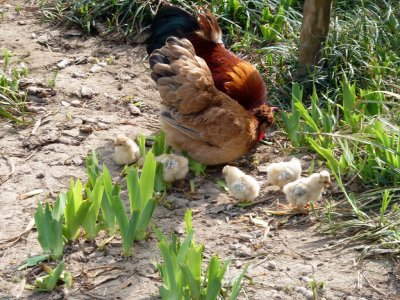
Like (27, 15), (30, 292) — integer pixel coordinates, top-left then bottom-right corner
(0, 1), (399, 299)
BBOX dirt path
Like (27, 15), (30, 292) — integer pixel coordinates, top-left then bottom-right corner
(0, 2), (398, 299)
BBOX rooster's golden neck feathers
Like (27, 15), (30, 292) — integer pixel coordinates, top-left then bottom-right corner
(224, 61), (267, 110)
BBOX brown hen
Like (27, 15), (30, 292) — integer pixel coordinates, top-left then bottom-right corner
(149, 37), (273, 165)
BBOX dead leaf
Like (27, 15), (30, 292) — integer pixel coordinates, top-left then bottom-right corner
(249, 216), (271, 228)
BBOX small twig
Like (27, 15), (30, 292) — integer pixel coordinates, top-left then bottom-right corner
(243, 196), (276, 207)
(230, 252), (269, 261)
(89, 274), (125, 290)
(0, 155), (15, 186)
(21, 149), (39, 163)
(278, 238), (315, 265)
(361, 272), (388, 296)
(79, 289), (108, 300)
(253, 256), (269, 268)
(17, 189), (44, 200)
(0, 218), (35, 250)
(31, 117), (41, 135)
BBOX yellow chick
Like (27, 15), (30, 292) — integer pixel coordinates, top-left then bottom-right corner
(222, 165), (260, 202)
(282, 170), (331, 211)
(265, 157), (302, 189)
(113, 134), (141, 165)
(155, 153), (189, 182)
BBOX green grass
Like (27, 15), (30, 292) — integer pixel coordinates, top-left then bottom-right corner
(41, 0), (400, 257)
(0, 48), (28, 123)
(154, 210), (248, 299)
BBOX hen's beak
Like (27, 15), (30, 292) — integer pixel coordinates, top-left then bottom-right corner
(258, 132), (266, 142)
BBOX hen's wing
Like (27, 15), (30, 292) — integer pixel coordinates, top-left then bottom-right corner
(149, 37), (258, 163)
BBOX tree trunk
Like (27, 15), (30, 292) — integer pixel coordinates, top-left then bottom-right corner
(299, 0), (333, 66)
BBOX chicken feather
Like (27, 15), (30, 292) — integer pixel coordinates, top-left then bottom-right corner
(145, 5), (276, 118)
(283, 170), (331, 210)
(150, 37), (262, 165)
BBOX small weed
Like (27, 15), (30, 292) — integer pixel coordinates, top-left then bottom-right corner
(34, 261), (72, 292)
(308, 277), (326, 300)
(15, 4), (22, 15)
(154, 210), (248, 299)
(48, 70), (58, 88)
(0, 49), (28, 122)
(62, 180), (91, 241)
(2, 48), (12, 71)
(182, 151), (207, 176)
(82, 176), (104, 240)
(34, 196), (65, 260)
(105, 55), (115, 64)
(65, 111), (73, 120)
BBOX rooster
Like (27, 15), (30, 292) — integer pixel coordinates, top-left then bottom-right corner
(149, 37), (274, 165)
(145, 6), (276, 141)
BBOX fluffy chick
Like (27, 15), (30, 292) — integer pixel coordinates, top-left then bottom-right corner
(113, 134), (141, 165)
(155, 153), (189, 182)
(266, 157), (302, 189)
(282, 170), (331, 211)
(222, 165), (260, 202)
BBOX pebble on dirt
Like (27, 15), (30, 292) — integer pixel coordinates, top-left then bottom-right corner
(90, 64), (104, 73)
(80, 86), (94, 99)
(268, 260), (277, 270)
(57, 58), (72, 69)
(128, 103), (141, 116)
(70, 100), (81, 107)
(71, 71), (86, 79)
(36, 34), (48, 44)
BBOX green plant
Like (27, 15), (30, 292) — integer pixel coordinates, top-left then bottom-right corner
(260, 0), (294, 43)
(136, 133), (147, 158)
(379, 189), (393, 226)
(15, 4), (22, 14)
(308, 277), (326, 300)
(85, 149), (117, 235)
(100, 165), (118, 235)
(109, 188), (139, 257)
(281, 83), (304, 147)
(126, 149), (157, 241)
(152, 131), (171, 192)
(34, 261), (72, 292)
(2, 48), (12, 71)
(0, 49), (27, 123)
(34, 196), (65, 260)
(182, 151), (207, 176)
(154, 210), (247, 299)
(82, 176), (104, 240)
(62, 179), (91, 241)
(48, 70), (58, 88)
(110, 150), (158, 256)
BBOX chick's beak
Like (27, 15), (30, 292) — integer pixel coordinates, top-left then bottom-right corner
(325, 180), (332, 188)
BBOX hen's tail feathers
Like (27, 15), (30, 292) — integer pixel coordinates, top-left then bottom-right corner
(145, 6), (199, 54)
(149, 37), (214, 114)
